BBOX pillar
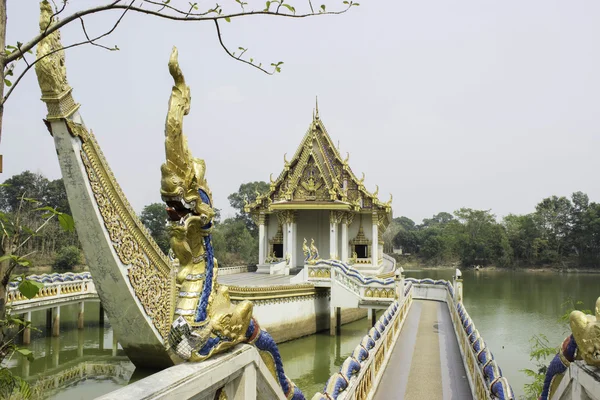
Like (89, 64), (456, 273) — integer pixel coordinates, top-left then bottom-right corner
(453, 269), (463, 303)
(99, 303), (105, 327)
(23, 311), (31, 345)
(369, 309), (377, 326)
(52, 336), (59, 368)
(77, 329), (84, 358)
(372, 212), (379, 267)
(330, 306), (341, 336)
(330, 211), (339, 259)
(282, 223), (288, 259)
(291, 219), (297, 268)
(77, 301), (85, 329)
(341, 215), (349, 262)
(112, 334), (119, 357)
(46, 309), (52, 332)
(52, 306), (60, 337)
(258, 213), (266, 265)
(395, 268), (405, 302)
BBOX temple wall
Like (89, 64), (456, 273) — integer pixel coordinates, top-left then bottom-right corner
(295, 210), (330, 266)
(248, 294), (367, 343)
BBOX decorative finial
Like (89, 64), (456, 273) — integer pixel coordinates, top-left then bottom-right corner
(315, 96), (319, 120)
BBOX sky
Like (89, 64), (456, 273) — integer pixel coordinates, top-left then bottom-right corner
(2, 0), (599, 224)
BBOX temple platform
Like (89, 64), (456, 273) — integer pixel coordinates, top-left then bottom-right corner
(218, 272), (294, 287)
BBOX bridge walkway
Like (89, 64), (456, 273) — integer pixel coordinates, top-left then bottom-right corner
(373, 300), (472, 400)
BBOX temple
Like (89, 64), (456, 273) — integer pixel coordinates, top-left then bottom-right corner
(245, 105), (393, 275)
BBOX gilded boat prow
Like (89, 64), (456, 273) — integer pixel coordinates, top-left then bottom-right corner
(34, 0), (174, 368)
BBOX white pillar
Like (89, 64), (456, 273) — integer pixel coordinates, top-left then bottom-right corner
(291, 220), (297, 268)
(258, 214), (266, 265)
(372, 212), (379, 267)
(341, 217), (348, 262)
(282, 223), (288, 259)
(287, 222), (294, 262)
(330, 211), (339, 259)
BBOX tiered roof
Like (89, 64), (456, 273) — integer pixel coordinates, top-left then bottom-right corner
(246, 108), (392, 224)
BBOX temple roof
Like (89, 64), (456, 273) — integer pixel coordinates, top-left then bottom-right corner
(245, 108), (392, 221)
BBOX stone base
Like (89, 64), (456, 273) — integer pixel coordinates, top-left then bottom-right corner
(256, 264), (272, 274)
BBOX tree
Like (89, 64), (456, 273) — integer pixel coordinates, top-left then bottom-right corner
(0, 0), (358, 143)
(140, 203), (170, 254)
(535, 196), (573, 261)
(227, 181), (269, 237)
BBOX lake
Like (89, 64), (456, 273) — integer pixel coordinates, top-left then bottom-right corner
(8, 268), (599, 399)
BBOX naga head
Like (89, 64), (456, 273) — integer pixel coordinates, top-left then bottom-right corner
(160, 47), (214, 232)
(570, 297), (600, 366)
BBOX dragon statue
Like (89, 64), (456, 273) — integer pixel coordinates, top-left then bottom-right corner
(162, 47), (304, 399)
(539, 297), (600, 400)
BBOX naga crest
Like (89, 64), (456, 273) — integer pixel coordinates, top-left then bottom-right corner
(570, 297), (600, 366)
(161, 47), (214, 225)
(162, 47), (252, 362)
(35, 1), (69, 97)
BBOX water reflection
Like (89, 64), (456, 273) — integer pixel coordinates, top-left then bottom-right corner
(8, 270), (600, 398)
(406, 268), (600, 397)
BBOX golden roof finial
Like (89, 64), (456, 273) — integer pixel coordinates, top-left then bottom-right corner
(315, 96), (319, 120)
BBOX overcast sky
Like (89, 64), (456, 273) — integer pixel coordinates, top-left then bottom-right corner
(2, 0), (599, 223)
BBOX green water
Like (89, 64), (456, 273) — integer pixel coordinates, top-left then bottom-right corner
(8, 269), (600, 399)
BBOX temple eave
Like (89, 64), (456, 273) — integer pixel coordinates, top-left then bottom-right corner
(268, 202), (352, 211)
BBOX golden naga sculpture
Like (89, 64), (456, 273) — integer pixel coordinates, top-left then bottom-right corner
(570, 297), (600, 366)
(162, 47), (252, 362)
(162, 47), (304, 400)
(35, 0), (79, 120)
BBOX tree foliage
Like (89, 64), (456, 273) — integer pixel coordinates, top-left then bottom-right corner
(227, 181), (269, 237)
(139, 203), (170, 254)
(390, 192), (600, 269)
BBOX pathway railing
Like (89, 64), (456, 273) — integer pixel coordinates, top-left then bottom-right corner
(7, 272), (96, 305)
(313, 283), (414, 400)
(407, 277), (514, 400)
(97, 343), (290, 400)
(316, 274), (514, 400)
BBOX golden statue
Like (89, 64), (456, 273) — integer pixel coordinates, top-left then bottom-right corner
(301, 176), (322, 197)
(162, 47), (252, 362)
(570, 297), (600, 366)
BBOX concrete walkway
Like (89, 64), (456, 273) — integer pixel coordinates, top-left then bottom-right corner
(373, 300), (472, 400)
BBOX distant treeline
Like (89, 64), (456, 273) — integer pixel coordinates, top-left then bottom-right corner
(387, 192), (600, 269)
(0, 171), (82, 270)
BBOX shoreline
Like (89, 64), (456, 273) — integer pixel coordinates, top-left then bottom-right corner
(404, 264), (600, 274)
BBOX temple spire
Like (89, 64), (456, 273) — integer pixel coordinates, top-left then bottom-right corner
(315, 96), (320, 120)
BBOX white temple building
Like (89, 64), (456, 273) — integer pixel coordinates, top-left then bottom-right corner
(245, 107), (393, 275)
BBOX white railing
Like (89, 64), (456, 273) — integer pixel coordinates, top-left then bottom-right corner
(313, 287), (414, 400)
(407, 277), (514, 400)
(549, 361), (600, 400)
(96, 344), (288, 400)
(7, 273), (96, 304)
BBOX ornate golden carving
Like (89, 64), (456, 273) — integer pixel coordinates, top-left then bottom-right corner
(35, 1), (79, 120)
(570, 297), (600, 366)
(160, 48), (253, 362)
(68, 121), (175, 340)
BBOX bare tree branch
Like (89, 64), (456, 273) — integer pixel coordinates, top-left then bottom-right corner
(213, 20), (274, 75)
(1, 1), (134, 106)
(4, 2), (352, 65)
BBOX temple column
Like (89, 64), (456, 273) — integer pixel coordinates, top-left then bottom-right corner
(341, 214), (349, 262)
(258, 213), (266, 265)
(372, 212), (379, 267)
(282, 222), (288, 258)
(286, 212), (296, 266)
(291, 216), (297, 268)
(329, 211), (339, 259)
